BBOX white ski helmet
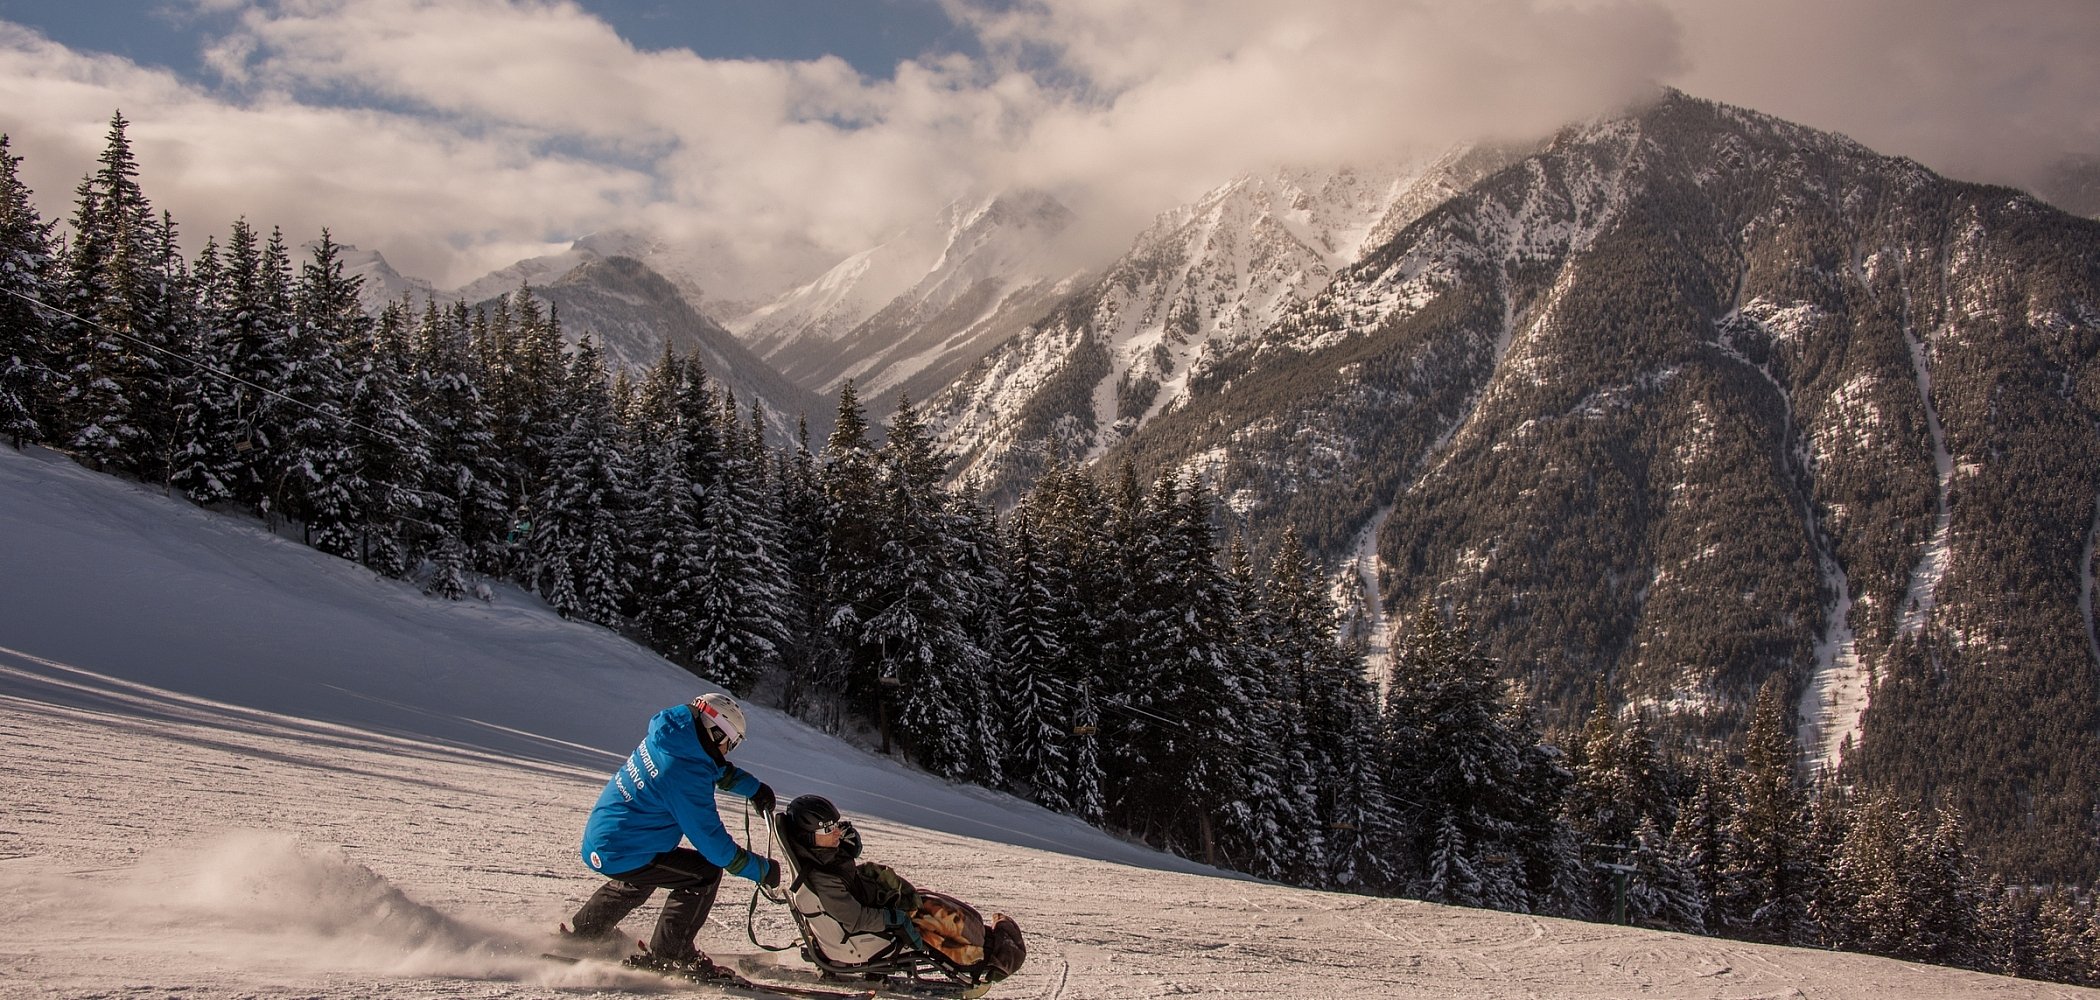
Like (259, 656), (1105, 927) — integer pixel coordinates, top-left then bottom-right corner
(691, 692), (747, 753)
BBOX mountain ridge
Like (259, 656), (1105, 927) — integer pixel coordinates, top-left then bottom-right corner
(1085, 89), (2100, 880)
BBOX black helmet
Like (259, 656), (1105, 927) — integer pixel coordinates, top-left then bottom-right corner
(784, 794), (840, 844)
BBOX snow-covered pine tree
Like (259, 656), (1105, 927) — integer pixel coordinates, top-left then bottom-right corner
(947, 480), (1008, 787)
(531, 335), (631, 625)
(0, 133), (54, 449)
(1090, 461), (1163, 830)
(999, 516), (1071, 809)
(1022, 462), (1111, 824)
(213, 220), (294, 514)
(687, 386), (787, 693)
(1668, 757), (1732, 929)
(1717, 674), (1819, 945)
(1268, 527), (1388, 890)
(1423, 810), (1484, 907)
(127, 210), (197, 482)
(818, 380), (883, 711)
(864, 394), (987, 777)
(1907, 803), (1980, 967)
(2033, 888), (2093, 986)
(508, 287), (567, 515)
(628, 349), (707, 659)
(1565, 685), (1681, 918)
(413, 299), (507, 577)
(345, 300), (431, 577)
(1503, 702), (1583, 916)
(1624, 816), (1706, 932)
(1816, 789), (1897, 955)
(776, 416), (848, 730)
(1972, 874), (2036, 978)
(1219, 536), (1320, 884)
(167, 236), (241, 504)
(282, 231), (362, 557)
(1100, 472), (1214, 851)
(55, 112), (162, 474)
(1384, 604), (1534, 910)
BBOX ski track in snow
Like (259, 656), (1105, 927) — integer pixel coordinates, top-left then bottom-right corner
(1, 445), (2093, 999)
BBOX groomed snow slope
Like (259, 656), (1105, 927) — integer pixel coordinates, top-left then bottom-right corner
(0, 445), (2087, 999)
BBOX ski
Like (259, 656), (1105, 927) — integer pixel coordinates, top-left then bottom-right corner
(541, 952), (878, 1000)
(725, 958), (993, 1000)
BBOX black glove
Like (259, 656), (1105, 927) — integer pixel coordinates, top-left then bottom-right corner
(760, 858), (782, 890)
(751, 782), (775, 815)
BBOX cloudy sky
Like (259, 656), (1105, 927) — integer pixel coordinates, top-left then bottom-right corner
(0, 0), (2094, 303)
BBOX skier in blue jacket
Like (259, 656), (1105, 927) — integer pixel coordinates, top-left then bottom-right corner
(566, 692), (779, 976)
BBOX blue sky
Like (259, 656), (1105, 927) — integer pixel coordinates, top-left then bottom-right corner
(0, 1), (2093, 297)
(0, 0), (977, 82)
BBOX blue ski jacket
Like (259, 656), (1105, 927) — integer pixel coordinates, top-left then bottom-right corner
(580, 703), (768, 881)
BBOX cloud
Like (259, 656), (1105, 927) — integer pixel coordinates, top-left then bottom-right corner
(967, 0), (1682, 237)
(1657, 0), (2100, 191)
(0, 0), (2093, 305)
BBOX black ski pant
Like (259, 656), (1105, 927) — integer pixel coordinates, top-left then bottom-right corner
(569, 848), (724, 960)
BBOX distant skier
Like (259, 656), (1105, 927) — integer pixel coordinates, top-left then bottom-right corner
(564, 692), (779, 977)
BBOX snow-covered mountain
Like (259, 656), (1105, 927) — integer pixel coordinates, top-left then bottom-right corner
(327, 242), (443, 317)
(731, 191), (1088, 411)
(477, 255), (829, 437)
(1007, 90), (2100, 883)
(454, 228), (830, 322)
(927, 150), (1520, 493)
(2, 444), (2084, 999)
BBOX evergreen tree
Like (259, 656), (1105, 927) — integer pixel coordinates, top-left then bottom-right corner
(282, 231), (362, 556)
(688, 386), (787, 693)
(345, 300), (430, 577)
(1506, 704), (1584, 916)
(531, 335), (630, 623)
(2034, 888), (2093, 986)
(1386, 604), (1561, 911)
(1910, 805), (1980, 967)
(56, 112), (163, 473)
(863, 394), (987, 778)
(1670, 757), (1734, 929)
(1220, 536), (1320, 883)
(629, 350), (708, 659)
(167, 236), (241, 504)
(998, 517), (1071, 809)
(506, 286), (567, 517)
(0, 134), (54, 448)
(1024, 462), (1110, 824)
(1974, 875), (2037, 978)
(414, 299), (506, 578)
(1624, 816), (1706, 932)
(1270, 527), (1386, 889)
(214, 220), (293, 513)
(943, 479), (1008, 787)
(818, 381), (887, 716)
(1717, 674), (1818, 944)
(1565, 686), (1681, 918)
(777, 416), (849, 730)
